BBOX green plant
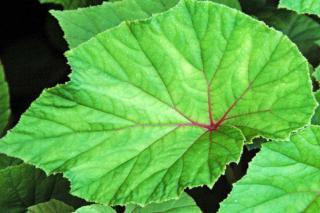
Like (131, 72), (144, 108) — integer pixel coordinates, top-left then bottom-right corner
(278, 0), (320, 16)
(0, 63), (10, 136)
(1, 0), (319, 212)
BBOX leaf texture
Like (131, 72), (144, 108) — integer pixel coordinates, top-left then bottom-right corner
(0, 63), (10, 136)
(0, 163), (81, 213)
(219, 126), (320, 213)
(313, 66), (320, 81)
(312, 91), (320, 125)
(0, 0), (315, 206)
(75, 204), (116, 213)
(206, 0), (240, 9)
(256, 9), (320, 61)
(27, 199), (74, 213)
(126, 192), (201, 213)
(52, 0), (240, 48)
(0, 154), (21, 170)
(279, 0), (320, 17)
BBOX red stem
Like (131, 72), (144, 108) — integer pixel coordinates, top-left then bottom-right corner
(207, 84), (215, 126)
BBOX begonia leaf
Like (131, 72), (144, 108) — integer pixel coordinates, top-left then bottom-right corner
(0, 0), (315, 206)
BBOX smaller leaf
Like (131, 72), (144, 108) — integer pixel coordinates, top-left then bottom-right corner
(0, 62), (10, 136)
(278, 0), (320, 17)
(256, 9), (320, 62)
(312, 91), (320, 125)
(126, 192), (201, 213)
(313, 66), (320, 82)
(0, 154), (22, 170)
(75, 204), (116, 213)
(27, 199), (74, 213)
(51, 0), (184, 48)
(0, 164), (82, 212)
(52, 0), (240, 48)
(219, 126), (320, 212)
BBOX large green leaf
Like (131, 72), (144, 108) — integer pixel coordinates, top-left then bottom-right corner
(126, 193), (201, 212)
(39, 0), (103, 9)
(0, 63), (10, 136)
(279, 0), (320, 17)
(52, 0), (240, 48)
(0, 0), (315, 206)
(75, 204), (116, 213)
(256, 9), (320, 62)
(0, 164), (81, 212)
(219, 126), (320, 212)
(27, 199), (74, 213)
(210, 0), (240, 9)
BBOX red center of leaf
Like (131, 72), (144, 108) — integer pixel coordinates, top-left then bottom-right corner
(189, 122), (219, 132)
(177, 81), (255, 132)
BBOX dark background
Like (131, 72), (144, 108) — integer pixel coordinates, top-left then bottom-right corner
(0, 0), (302, 212)
(0, 0), (68, 124)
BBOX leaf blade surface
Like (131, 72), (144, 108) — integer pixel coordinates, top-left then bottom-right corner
(75, 204), (116, 213)
(0, 63), (10, 136)
(219, 126), (320, 213)
(0, 0), (315, 206)
(27, 199), (74, 213)
(125, 192), (201, 213)
(279, 0), (320, 17)
(52, 0), (240, 48)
